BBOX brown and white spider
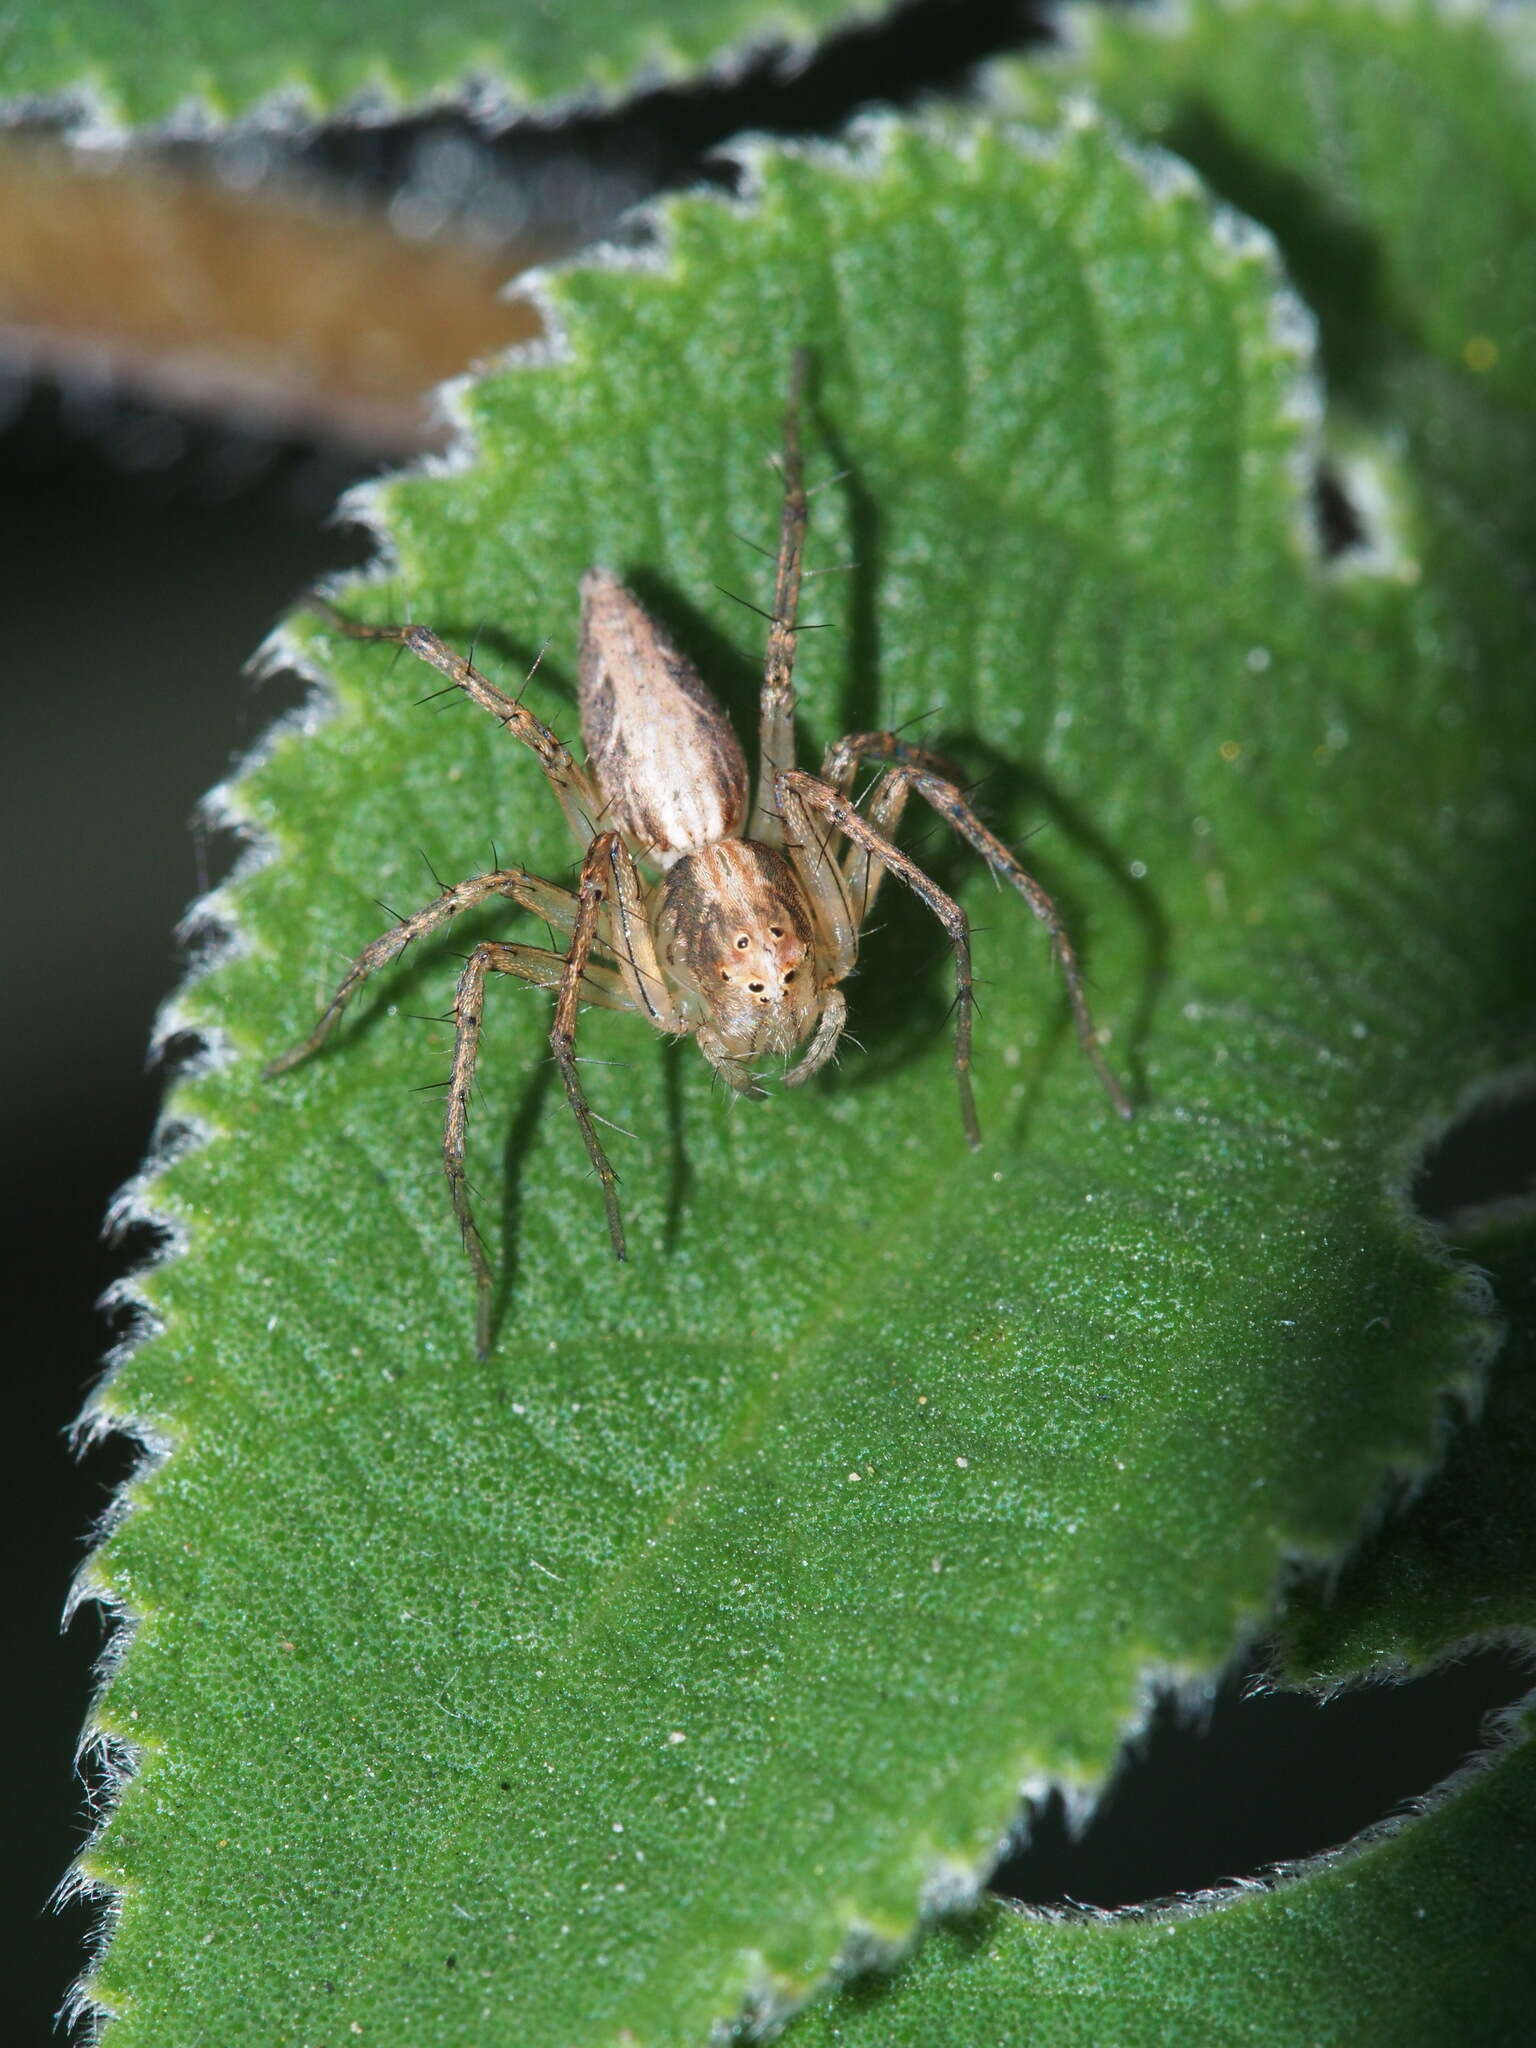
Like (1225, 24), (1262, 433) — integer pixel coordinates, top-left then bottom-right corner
(269, 354), (1131, 1352)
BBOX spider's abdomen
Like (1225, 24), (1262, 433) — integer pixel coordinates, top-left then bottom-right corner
(579, 568), (748, 864)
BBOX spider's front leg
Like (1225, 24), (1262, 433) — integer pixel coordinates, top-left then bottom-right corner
(822, 732), (1133, 1121)
(777, 769), (980, 1146)
(748, 348), (810, 846)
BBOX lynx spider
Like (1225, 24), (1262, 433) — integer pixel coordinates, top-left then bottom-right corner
(269, 353), (1131, 1353)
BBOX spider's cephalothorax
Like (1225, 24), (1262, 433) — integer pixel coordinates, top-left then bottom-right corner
(656, 843), (822, 1064)
(268, 353), (1131, 1354)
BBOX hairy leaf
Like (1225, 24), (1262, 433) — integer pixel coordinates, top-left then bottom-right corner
(1016, 0), (1536, 1694)
(1284, 1205), (1536, 1682)
(76, 111), (1529, 2046)
(2, 0), (876, 127)
(789, 1214), (1536, 2046)
(1015, 0), (1536, 675)
(784, 1718), (1536, 2046)
(774, 13), (1536, 2041)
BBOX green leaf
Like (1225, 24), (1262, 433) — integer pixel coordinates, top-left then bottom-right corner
(771, 17), (1536, 2042)
(1283, 1205), (1536, 1682)
(782, 1719), (1536, 2046)
(788, 1213), (1536, 2046)
(1038, 0), (1536, 395)
(76, 110), (1530, 2048)
(1005, 0), (1536, 1694)
(1, 0), (875, 128)
(1012, 0), (1536, 674)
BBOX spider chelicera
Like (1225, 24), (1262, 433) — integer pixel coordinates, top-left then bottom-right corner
(268, 353), (1131, 1352)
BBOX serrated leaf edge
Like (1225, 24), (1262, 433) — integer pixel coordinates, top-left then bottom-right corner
(1, 2), (894, 147)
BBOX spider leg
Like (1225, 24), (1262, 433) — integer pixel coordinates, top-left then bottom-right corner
(448, 937), (634, 1357)
(749, 348), (811, 846)
(549, 831), (631, 1271)
(823, 737), (969, 924)
(782, 986), (848, 1088)
(265, 866), (587, 1076)
(696, 1029), (768, 1099)
(821, 732), (1132, 1120)
(589, 831), (687, 1032)
(778, 769), (979, 1146)
(836, 767), (911, 926)
(307, 596), (603, 850)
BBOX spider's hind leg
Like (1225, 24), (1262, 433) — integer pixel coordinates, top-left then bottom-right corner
(307, 597), (604, 850)
(546, 830), (639, 1279)
(265, 866), (584, 1077)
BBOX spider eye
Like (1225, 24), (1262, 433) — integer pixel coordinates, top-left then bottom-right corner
(735, 935), (750, 950)
(719, 969), (732, 982)
(769, 925), (784, 939)
(783, 970), (796, 983)
(748, 982), (764, 994)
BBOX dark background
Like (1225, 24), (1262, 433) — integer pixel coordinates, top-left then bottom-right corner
(4, 3), (1532, 2037)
